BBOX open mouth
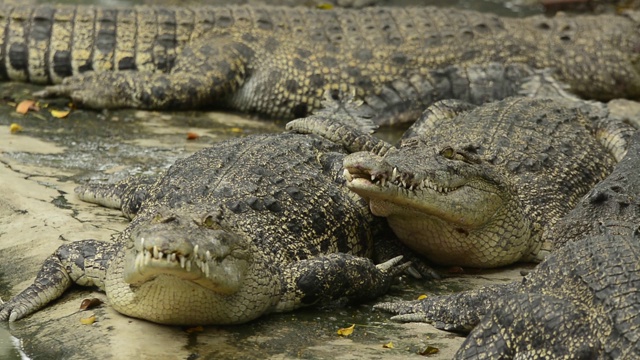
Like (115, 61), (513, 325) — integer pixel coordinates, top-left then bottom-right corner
(132, 239), (216, 279)
(343, 166), (460, 194)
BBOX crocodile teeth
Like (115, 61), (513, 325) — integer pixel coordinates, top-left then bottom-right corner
(205, 250), (212, 261)
(186, 260), (192, 272)
(371, 174), (376, 181)
(144, 250), (152, 266)
(392, 167), (398, 180)
(153, 246), (159, 259)
(380, 177), (386, 187)
(169, 253), (176, 263)
(179, 255), (186, 269)
(135, 253), (142, 272)
(343, 168), (353, 182)
(193, 245), (199, 257)
(140, 237), (145, 249)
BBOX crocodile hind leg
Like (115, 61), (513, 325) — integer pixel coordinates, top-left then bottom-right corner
(454, 293), (599, 359)
(275, 254), (409, 312)
(0, 240), (119, 322)
(75, 174), (157, 219)
(34, 35), (252, 110)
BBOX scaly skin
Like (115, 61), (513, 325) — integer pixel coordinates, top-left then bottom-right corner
(0, 4), (639, 124)
(375, 131), (640, 359)
(343, 97), (628, 268)
(0, 103), (418, 325)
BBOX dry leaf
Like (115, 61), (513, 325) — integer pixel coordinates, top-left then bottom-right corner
(50, 109), (71, 118)
(337, 324), (355, 336)
(16, 100), (38, 114)
(230, 127), (243, 134)
(419, 346), (439, 356)
(185, 326), (204, 333)
(447, 266), (465, 274)
(186, 132), (200, 140)
(316, 3), (334, 9)
(80, 314), (96, 325)
(383, 341), (394, 349)
(80, 298), (103, 310)
(417, 294), (428, 300)
(9, 123), (23, 134)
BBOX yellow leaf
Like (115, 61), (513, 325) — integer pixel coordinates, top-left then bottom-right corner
(417, 294), (428, 300)
(80, 314), (96, 325)
(9, 123), (23, 134)
(50, 109), (71, 118)
(316, 3), (334, 9)
(16, 100), (38, 114)
(337, 324), (355, 336)
(383, 341), (394, 349)
(230, 127), (243, 133)
(419, 346), (439, 355)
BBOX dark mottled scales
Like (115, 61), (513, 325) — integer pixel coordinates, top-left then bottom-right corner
(0, 105), (420, 325)
(344, 97), (627, 268)
(0, 4), (638, 124)
(376, 131), (640, 358)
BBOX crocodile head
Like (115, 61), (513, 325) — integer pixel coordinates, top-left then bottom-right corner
(123, 208), (251, 295)
(343, 137), (531, 268)
(111, 206), (266, 324)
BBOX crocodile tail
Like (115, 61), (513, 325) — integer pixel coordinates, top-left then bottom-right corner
(0, 4), (216, 84)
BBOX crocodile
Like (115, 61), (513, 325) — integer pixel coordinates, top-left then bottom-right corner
(374, 130), (640, 359)
(343, 96), (634, 268)
(0, 4), (639, 124)
(0, 100), (420, 325)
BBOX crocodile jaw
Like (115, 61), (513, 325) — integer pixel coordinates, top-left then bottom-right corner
(344, 169), (504, 228)
(123, 222), (251, 295)
(343, 151), (534, 267)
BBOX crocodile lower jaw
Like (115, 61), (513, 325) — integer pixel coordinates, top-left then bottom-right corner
(124, 244), (245, 295)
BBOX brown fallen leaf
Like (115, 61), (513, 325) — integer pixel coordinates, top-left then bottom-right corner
(383, 341), (394, 349)
(337, 324), (355, 336)
(447, 266), (465, 274)
(419, 346), (439, 356)
(186, 132), (200, 140)
(50, 109), (71, 118)
(80, 314), (96, 325)
(9, 123), (23, 134)
(185, 326), (204, 333)
(16, 100), (39, 114)
(80, 298), (103, 310)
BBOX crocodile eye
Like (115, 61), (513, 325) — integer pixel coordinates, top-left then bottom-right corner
(202, 214), (223, 230)
(440, 146), (455, 159)
(203, 215), (216, 228)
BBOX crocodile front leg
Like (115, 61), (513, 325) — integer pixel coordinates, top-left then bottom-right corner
(0, 240), (119, 322)
(276, 254), (408, 312)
